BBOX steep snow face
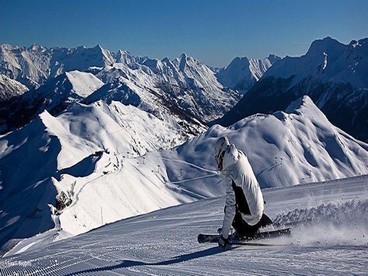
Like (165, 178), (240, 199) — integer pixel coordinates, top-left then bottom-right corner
(216, 55), (280, 92)
(0, 74), (28, 100)
(64, 71), (104, 98)
(93, 53), (240, 123)
(0, 44), (50, 89)
(0, 71), (105, 134)
(216, 57), (252, 89)
(0, 44), (114, 89)
(0, 100), (190, 247)
(21, 71), (104, 115)
(164, 96), (368, 190)
(265, 37), (368, 88)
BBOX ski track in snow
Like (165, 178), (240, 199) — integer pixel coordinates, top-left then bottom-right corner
(1, 176), (368, 275)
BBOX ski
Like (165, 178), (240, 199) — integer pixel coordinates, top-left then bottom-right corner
(198, 227), (291, 244)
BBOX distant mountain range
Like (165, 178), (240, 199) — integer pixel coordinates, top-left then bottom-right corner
(216, 37), (368, 142)
(0, 45), (252, 135)
(1, 37), (368, 141)
(215, 54), (280, 93)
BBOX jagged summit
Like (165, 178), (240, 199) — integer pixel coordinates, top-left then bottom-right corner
(216, 55), (279, 92)
(0, 74), (28, 100)
(28, 44), (47, 52)
(265, 36), (368, 88)
(306, 36), (345, 56)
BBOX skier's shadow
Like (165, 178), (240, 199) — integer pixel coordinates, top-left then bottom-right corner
(67, 246), (234, 275)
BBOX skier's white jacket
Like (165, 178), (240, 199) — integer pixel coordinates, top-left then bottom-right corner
(220, 144), (264, 239)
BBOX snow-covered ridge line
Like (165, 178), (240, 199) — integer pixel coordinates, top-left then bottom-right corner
(0, 42), (240, 136)
(218, 36), (368, 142)
(215, 54), (280, 93)
(264, 36), (368, 89)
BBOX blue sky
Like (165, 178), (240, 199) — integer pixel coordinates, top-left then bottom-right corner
(0, 0), (367, 67)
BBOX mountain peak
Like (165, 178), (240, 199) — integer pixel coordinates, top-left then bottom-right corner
(285, 95), (318, 114)
(180, 53), (188, 60)
(267, 54), (281, 64)
(28, 44), (47, 52)
(349, 38), (368, 48)
(228, 56), (250, 67)
(216, 55), (275, 91)
(115, 50), (135, 64)
(93, 44), (104, 51)
(306, 36), (345, 56)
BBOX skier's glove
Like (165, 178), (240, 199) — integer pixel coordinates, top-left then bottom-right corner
(218, 235), (228, 248)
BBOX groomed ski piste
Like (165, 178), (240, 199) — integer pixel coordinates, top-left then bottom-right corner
(1, 175), (367, 275)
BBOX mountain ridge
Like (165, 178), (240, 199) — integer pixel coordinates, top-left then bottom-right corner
(217, 37), (368, 142)
(0, 44), (242, 135)
(215, 54), (280, 93)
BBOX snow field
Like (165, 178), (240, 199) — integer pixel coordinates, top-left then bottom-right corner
(1, 176), (367, 275)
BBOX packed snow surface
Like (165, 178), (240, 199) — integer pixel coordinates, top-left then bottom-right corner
(1, 175), (367, 275)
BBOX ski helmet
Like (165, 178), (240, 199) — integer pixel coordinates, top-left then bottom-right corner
(214, 136), (230, 160)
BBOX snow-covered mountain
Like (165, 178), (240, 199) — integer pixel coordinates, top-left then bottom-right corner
(90, 53), (240, 123)
(0, 44), (114, 90)
(1, 96), (367, 253)
(267, 37), (368, 88)
(0, 44), (239, 135)
(27, 70), (104, 110)
(218, 37), (368, 142)
(0, 100), (191, 250)
(216, 54), (280, 93)
(0, 71), (105, 133)
(0, 74), (28, 100)
(162, 96), (368, 191)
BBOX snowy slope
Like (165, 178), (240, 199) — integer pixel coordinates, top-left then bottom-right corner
(92, 53), (240, 123)
(49, 95), (368, 237)
(64, 71), (104, 98)
(0, 44), (114, 89)
(24, 70), (104, 110)
(0, 71), (105, 134)
(1, 175), (367, 275)
(0, 74), (28, 100)
(0, 100), (191, 250)
(164, 96), (368, 191)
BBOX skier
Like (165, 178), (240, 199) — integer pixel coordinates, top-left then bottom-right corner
(214, 136), (272, 248)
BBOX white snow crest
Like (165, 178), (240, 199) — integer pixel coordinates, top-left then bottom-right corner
(65, 71), (104, 98)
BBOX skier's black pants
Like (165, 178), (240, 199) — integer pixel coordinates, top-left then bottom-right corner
(232, 209), (273, 237)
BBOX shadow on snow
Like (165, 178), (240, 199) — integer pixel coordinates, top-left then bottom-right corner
(66, 246), (233, 275)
